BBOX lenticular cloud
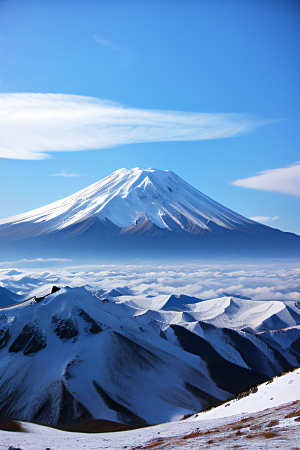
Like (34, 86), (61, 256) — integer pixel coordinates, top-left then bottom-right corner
(0, 93), (259, 160)
(232, 162), (300, 197)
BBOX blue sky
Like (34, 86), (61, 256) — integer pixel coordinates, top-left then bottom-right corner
(0, 0), (299, 233)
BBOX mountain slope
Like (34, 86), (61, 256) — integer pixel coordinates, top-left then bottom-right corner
(0, 286), (22, 307)
(0, 167), (299, 259)
(0, 168), (254, 238)
(1, 373), (299, 449)
(1, 285), (300, 428)
(0, 286), (230, 426)
(193, 367), (300, 421)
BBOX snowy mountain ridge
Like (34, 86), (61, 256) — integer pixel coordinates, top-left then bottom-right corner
(1, 283), (300, 429)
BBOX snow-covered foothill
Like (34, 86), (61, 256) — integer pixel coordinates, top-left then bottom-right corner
(0, 286), (231, 426)
(1, 283), (300, 431)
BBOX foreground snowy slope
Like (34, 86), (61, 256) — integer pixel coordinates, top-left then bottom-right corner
(1, 369), (299, 450)
(1, 285), (300, 430)
(0, 168), (299, 259)
(193, 367), (300, 421)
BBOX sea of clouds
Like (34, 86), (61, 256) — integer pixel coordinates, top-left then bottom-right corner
(1, 262), (299, 302)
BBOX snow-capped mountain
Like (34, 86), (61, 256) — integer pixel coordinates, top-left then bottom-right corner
(0, 168), (253, 237)
(0, 167), (299, 260)
(1, 285), (299, 428)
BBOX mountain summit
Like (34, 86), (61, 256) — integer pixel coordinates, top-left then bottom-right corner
(0, 167), (299, 260)
(0, 168), (253, 238)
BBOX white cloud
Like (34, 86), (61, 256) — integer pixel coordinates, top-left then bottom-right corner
(18, 258), (72, 263)
(250, 216), (280, 223)
(0, 258), (71, 266)
(0, 93), (265, 160)
(232, 162), (300, 196)
(250, 216), (271, 223)
(1, 263), (299, 303)
(49, 170), (82, 177)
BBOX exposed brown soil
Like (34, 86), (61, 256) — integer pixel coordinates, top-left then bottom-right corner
(182, 430), (201, 439)
(0, 417), (25, 432)
(1, 413), (148, 434)
(143, 441), (165, 449)
(231, 424), (244, 430)
(249, 423), (263, 430)
(285, 409), (300, 419)
(57, 418), (146, 433)
(266, 419), (279, 427)
(263, 431), (279, 439)
(129, 400), (300, 449)
(131, 441), (167, 450)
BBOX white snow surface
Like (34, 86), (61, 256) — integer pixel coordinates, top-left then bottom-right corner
(0, 286), (231, 426)
(116, 293), (300, 332)
(1, 369), (299, 450)
(179, 296), (300, 330)
(0, 167), (253, 237)
(192, 367), (300, 421)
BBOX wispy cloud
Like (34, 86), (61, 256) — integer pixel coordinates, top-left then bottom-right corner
(250, 216), (280, 223)
(49, 170), (83, 177)
(0, 93), (268, 160)
(94, 35), (139, 68)
(232, 162), (300, 197)
(94, 35), (125, 53)
(0, 258), (71, 266)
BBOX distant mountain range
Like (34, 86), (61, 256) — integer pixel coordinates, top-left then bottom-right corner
(0, 285), (299, 428)
(0, 167), (299, 261)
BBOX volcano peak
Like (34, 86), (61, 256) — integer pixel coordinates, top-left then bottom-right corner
(0, 167), (252, 237)
(0, 167), (299, 259)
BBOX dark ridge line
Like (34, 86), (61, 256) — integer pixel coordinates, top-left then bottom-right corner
(0, 285), (61, 310)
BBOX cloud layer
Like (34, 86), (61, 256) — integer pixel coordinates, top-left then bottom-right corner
(0, 263), (299, 303)
(232, 163), (300, 197)
(0, 93), (262, 160)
